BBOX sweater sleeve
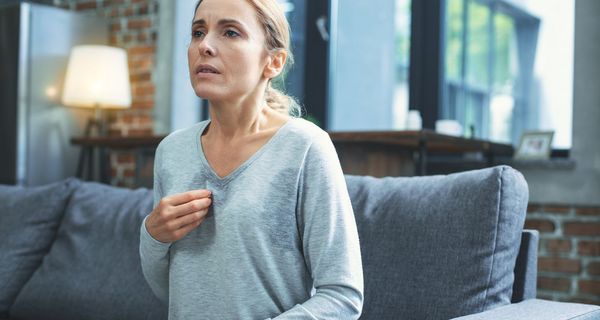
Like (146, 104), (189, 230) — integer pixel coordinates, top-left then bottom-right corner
(139, 145), (172, 303)
(272, 131), (364, 319)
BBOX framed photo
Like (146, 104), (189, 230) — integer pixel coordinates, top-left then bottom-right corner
(514, 131), (554, 160)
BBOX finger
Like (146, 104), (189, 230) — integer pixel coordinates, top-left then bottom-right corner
(173, 209), (209, 228)
(173, 215), (206, 239)
(172, 198), (212, 218)
(163, 189), (212, 206)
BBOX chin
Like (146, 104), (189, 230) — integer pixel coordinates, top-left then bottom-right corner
(193, 85), (223, 101)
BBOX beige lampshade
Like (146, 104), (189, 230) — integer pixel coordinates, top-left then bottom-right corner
(62, 45), (131, 109)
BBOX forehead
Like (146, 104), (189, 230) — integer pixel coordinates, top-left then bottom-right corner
(194, 0), (259, 27)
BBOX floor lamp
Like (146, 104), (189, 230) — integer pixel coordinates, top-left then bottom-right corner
(62, 45), (131, 181)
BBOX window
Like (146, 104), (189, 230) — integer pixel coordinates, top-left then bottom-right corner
(393, 0), (412, 129)
(442, 0), (573, 148)
(328, 0), (411, 131)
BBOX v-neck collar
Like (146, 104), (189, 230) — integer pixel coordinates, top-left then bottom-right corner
(195, 118), (296, 186)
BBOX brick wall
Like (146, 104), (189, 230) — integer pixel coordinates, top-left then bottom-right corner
(49, 0), (160, 187)
(526, 204), (600, 305)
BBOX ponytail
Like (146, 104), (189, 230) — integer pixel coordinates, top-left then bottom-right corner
(265, 84), (302, 117)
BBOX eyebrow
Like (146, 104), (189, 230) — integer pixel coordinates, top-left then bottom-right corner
(192, 18), (247, 30)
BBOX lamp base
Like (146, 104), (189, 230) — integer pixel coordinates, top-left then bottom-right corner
(83, 105), (105, 137)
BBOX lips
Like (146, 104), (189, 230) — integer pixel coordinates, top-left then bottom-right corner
(195, 64), (220, 74)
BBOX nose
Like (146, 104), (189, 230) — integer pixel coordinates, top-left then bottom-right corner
(197, 37), (216, 57)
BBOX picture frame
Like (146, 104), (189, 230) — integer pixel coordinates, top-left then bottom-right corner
(514, 131), (554, 160)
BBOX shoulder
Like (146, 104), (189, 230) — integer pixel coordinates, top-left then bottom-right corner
(284, 117), (338, 164)
(286, 117), (331, 146)
(156, 121), (208, 156)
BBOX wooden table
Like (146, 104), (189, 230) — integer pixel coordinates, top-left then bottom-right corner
(71, 136), (164, 184)
(329, 129), (514, 177)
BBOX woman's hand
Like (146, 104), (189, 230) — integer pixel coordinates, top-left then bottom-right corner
(145, 189), (212, 243)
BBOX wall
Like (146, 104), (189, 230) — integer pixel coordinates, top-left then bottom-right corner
(49, 0), (159, 187)
(526, 203), (600, 304)
(515, 0), (600, 305)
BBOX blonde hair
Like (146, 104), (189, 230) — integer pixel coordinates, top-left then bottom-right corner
(194, 0), (302, 117)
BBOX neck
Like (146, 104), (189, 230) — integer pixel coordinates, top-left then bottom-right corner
(205, 93), (271, 141)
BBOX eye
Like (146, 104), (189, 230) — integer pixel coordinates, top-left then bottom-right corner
(224, 29), (240, 38)
(192, 30), (205, 38)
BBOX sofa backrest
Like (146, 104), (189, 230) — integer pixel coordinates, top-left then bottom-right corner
(7, 180), (167, 320)
(345, 165), (529, 320)
(2, 165), (529, 320)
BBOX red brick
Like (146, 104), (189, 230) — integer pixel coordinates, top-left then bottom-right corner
(537, 276), (572, 292)
(131, 99), (154, 109)
(525, 219), (555, 232)
(543, 204), (571, 214)
(579, 280), (600, 295)
(139, 3), (149, 15)
(539, 257), (581, 274)
(579, 241), (600, 256)
(588, 262), (600, 276)
(134, 84), (155, 96)
(121, 114), (135, 124)
(128, 18), (152, 30)
(137, 115), (153, 125)
(109, 35), (118, 46)
(130, 72), (152, 82)
(129, 45), (155, 56)
(109, 8), (119, 18)
(75, 1), (97, 11)
(546, 239), (572, 253)
(117, 154), (134, 164)
(130, 56), (154, 71)
(564, 222), (600, 236)
(527, 203), (542, 213)
(110, 22), (121, 32)
(123, 7), (135, 17)
(123, 168), (135, 177)
(137, 32), (149, 42)
(576, 206), (600, 216)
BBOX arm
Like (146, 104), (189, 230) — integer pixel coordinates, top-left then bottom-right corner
(138, 143), (212, 304)
(139, 146), (171, 303)
(273, 131), (364, 319)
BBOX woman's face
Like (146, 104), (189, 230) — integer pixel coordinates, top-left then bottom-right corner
(188, 0), (271, 102)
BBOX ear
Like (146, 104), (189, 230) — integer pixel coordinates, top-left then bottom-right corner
(263, 49), (287, 79)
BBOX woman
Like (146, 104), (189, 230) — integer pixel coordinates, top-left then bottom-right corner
(139, 0), (364, 318)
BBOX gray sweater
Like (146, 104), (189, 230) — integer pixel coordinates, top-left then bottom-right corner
(139, 117), (363, 319)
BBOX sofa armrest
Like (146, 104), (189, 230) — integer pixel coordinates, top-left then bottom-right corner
(451, 299), (600, 320)
(512, 229), (539, 302)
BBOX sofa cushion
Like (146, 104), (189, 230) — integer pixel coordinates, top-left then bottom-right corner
(451, 298), (600, 320)
(10, 180), (167, 320)
(0, 179), (77, 318)
(345, 166), (528, 319)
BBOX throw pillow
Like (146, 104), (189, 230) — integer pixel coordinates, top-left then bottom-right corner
(345, 166), (528, 319)
(10, 180), (167, 320)
(0, 178), (78, 318)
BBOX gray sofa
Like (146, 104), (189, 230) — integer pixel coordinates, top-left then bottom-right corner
(1, 166), (598, 319)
